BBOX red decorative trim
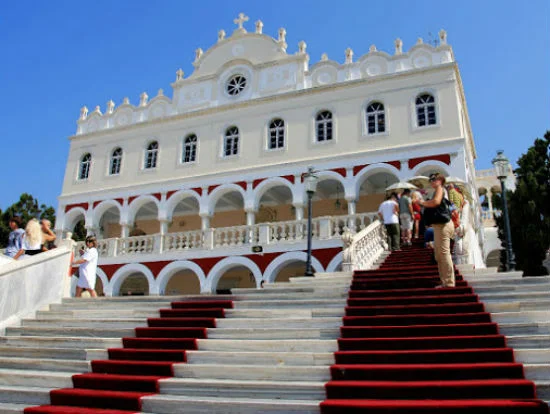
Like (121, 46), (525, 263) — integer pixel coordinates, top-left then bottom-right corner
(152, 193), (162, 202)
(281, 175), (295, 184)
(65, 203), (89, 213)
(408, 154), (451, 170)
(99, 264), (125, 280)
(128, 196), (138, 205)
(192, 187), (203, 197)
(253, 178), (266, 189)
(352, 164), (369, 176)
(384, 160), (401, 170)
(166, 190), (177, 200)
(92, 199), (124, 210)
(235, 181), (247, 191)
(115, 198), (124, 206)
(331, 168), (347, 177)
(144, 261), (172, 277)
(93, 201), (101, 209)
(208, 185), (219, 194)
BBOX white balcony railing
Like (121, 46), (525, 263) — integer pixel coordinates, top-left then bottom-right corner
(74, 212), (379, 258)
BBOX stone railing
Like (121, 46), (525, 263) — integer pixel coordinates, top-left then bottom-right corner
(342, 219), (388, 271)
(73, 212), (378, 258)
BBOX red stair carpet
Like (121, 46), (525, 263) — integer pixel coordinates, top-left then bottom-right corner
(321, 242), (550, 414)
(24, 299), (233, 413)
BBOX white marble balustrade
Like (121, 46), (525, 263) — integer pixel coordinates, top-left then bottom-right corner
(72, 212), (378, 258)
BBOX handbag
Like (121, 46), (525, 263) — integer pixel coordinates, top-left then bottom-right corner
(424, 197), (452, 225)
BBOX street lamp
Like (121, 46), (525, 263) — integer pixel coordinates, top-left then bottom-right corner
(492, 150), (516, 271)
(303, 166), (318, 277)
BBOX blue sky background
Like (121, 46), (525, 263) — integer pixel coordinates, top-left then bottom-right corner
(0, 0), (548, 210)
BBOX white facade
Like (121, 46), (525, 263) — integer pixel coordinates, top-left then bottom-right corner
(55, 14), (482, 294)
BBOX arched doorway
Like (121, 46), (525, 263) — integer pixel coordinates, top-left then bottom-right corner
(166, 193), (201, 233)
(255, 181), (294, 223)
(164, 269), (201, 295)
(131, 199), (159, 235)
(311, 177), (348, 218)
(210, 187), (246, 228)
(119, 273), (150, 296)
(215, 266), (257, 294)
(96, 205), (121, 239)
(356, 171), (399, 213)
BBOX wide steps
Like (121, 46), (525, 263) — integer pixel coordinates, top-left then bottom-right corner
(141, 394), (320, 414)
(186, 350), (334, 366)
(174, 363), (330, 381)
(159, 378), (326, 400)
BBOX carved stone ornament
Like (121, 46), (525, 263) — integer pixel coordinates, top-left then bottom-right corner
(139, 92), (149, 107)
(345, 48), (353, 64)
(218, 29), (226, 42)
(321, 53), (328, 61)
(123, 97), (130, 105)
(79, 106), (89, 120)
(176, 68), (184, 81)
(255, 20), (263, 34)
(369, 44), (377, 52)
(106, 100), (115, 114)
(439, 29), (447, 45)
(394, 38), (403, 55)
(93, 105), (102, 115)
(298, 41), (307, 54)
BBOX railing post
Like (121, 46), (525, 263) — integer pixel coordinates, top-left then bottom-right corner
(108, 238), (118, 257)
(153, 235), (163, 254)
(203, 229), (214, 250)
(258, 223), (271, 245)
(319, 217), (332, 239)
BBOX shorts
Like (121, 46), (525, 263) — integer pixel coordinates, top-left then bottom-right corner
(400, 214), (413, 231)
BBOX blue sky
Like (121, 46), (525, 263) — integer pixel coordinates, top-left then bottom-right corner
(0, 0), (548, 210)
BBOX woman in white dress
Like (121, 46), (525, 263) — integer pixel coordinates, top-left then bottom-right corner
(72, 236), (99, 298)
(13, 219), (43, 260)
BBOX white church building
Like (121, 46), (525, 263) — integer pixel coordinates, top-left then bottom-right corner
(55, 14), (484, 296)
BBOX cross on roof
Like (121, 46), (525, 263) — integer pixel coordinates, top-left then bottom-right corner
(234, 13), (249, 30)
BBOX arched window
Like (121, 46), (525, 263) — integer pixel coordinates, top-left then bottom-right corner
(268, 118), (285, 150)
(183, 134), (197, 163)
(79, 153), (91, 180)
(366, 102), (385, 134)
(416, 94), (436, 127)
(315, 110), (333, 142)
(224, 126), (239, 157)
(110, 148), (122, 175)
(144, 141), (158, 169)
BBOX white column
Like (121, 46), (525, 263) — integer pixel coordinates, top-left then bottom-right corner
(246, 210), (256, 226)
(347, 199), (357, 233)
(160, 220), (169, 236)
(201, 215), (211, 230)
(120, 223), (130, 238)
(294, 204), (304, 221)
(487, 191), (494, 219)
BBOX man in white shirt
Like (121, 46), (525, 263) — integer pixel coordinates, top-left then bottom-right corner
(378, 193), (400, 251)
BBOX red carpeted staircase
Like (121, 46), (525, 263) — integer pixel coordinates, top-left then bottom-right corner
(24, 300), (233, 413)
(321, 243), (550, 414)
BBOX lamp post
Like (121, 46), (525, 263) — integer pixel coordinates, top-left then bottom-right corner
(492, 150), (516, 271)
(303, 166), (318, 277)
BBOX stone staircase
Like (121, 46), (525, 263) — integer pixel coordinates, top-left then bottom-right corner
(0, 261), (549, 412)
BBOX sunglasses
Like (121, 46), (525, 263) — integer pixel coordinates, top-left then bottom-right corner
(429, 177), (437, 182)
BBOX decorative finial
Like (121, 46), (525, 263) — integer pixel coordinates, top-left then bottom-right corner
(278, 28), (286, 43)
(417, 37), (424, 45)
(218, 29), (226, 42)
(345, 47), (353, 64)
(321, 53), (328, 61)
(176, 68), (184, 81)
(233, 12), (249, 31)
(255, 20), (263, 34)
(139, 92), (148, 107)
(194, 48), (203, 64)
(123, 97), (130, 105)
(298, 41), (307, 54)
(106, 100), (115, 114)
(157, 88), (164, 97)
(394, 38), (403, 55)
(93, 105), (102, 114)
(439, 29), (447, 45)
(369, 44), (377, 52)
(79, 106), (88, 120)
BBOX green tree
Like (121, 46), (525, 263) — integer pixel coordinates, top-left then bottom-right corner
(0, 194), (57, 248)
(494, 132), (550, 275)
